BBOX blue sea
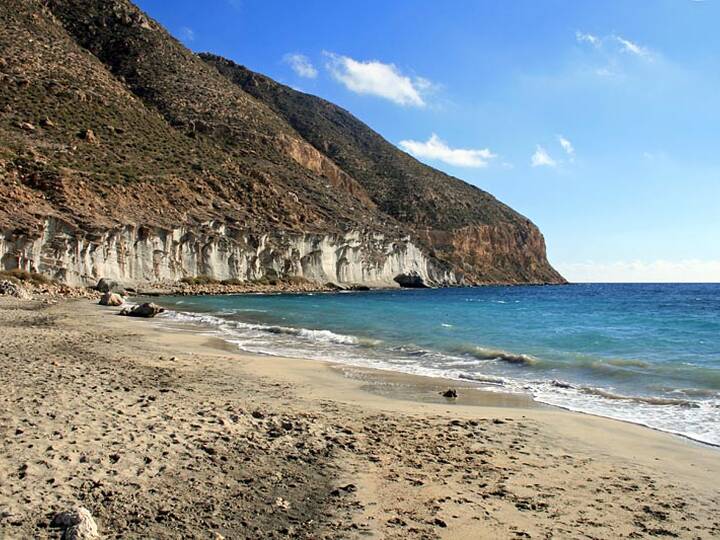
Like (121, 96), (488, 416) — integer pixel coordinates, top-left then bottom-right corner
(152, 284), (720, 445)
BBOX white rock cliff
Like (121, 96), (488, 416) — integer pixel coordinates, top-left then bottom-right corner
(0, 219), (458, 288)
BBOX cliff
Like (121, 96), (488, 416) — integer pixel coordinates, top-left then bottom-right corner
(0, 0), (564, 288)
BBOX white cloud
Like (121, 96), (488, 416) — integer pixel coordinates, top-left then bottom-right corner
(398, 133), (496, 168)
(324, 52), (428, 107)
(556, 260), (720, 283)
(576, 31), (653, 61)
(531, 145), (557, 167)
(576, 31), (600, 47)
(179, 26), (195, 42)
(283, 53), (318, 79)
(614, 35), (650, 57)
(558, 135), (575, 156)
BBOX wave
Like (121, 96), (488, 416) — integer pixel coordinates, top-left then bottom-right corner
(458, 373), (506, 386)
(453, 345), (538, 366)
(164, 310), (364, 346)
(577, 387), (699, 408)
(671, 387), (720, 398)
(605, 358), (651, 368)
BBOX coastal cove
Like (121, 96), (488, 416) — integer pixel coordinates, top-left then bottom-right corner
(2, 0), (720, 538)
(1, 296), (719, 539)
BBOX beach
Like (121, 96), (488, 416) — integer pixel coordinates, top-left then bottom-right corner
(1, 297), (719, 539)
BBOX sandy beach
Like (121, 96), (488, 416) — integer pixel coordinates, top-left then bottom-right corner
(1, 297), (718, 539)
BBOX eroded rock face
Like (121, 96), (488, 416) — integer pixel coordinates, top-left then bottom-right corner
(0, 219), (457, 288)
(279, 134), (376, 209)
(419, 223), (565, 284)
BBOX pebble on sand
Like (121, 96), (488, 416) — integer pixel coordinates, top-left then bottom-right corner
(50, 506), (99, 540)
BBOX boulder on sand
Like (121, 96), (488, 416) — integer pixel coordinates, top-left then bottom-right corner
(0, 280), (31, 299)
(50, 506), (99, 539)
(120, 302), (165, 318)
(99, 292), (124, 306)
(95, 278), (124, 294)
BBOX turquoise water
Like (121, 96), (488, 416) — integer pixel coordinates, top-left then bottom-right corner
(152, 284), (720, 445)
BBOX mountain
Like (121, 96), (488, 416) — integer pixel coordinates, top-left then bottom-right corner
(0, 0), (564, 287)
(202, 55), (564, 284)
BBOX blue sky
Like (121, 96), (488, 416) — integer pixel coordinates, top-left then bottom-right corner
(136, 0), (720, 282)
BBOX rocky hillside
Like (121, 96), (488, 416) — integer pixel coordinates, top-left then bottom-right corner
(203, 55), (565, 284)
(0, 0), (564, 287)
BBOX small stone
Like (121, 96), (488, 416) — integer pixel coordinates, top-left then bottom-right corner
(50, 507), (99, 539)
(433, 518), (447, 528)
(201, 445), (216, 455)
(78, 128), (99, 144)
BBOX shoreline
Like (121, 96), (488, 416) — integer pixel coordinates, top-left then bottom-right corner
(148, 306), (720, 453)
(2, 297), (719, 538)
(191, 326), (720, 450)
(151, 293), (720, 449)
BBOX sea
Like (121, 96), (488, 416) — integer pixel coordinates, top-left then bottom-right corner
(150, 284), (720, 446)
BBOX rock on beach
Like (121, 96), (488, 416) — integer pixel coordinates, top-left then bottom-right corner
(50, 506), (99, 539)
(120, 302), (165, 318)
(99, 292), (124, 306)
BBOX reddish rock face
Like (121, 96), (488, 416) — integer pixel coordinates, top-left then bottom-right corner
(422, 224), (565, 285)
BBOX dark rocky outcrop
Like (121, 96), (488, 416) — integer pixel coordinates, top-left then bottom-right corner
(394, 272), (429, 289)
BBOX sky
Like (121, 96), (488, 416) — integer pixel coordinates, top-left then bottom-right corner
(135, 0), (720, 282)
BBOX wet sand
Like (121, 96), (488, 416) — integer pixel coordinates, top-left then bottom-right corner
(1, 297), (718, 539)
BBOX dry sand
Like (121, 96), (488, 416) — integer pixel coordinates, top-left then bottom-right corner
(0, 297), (718, 539)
